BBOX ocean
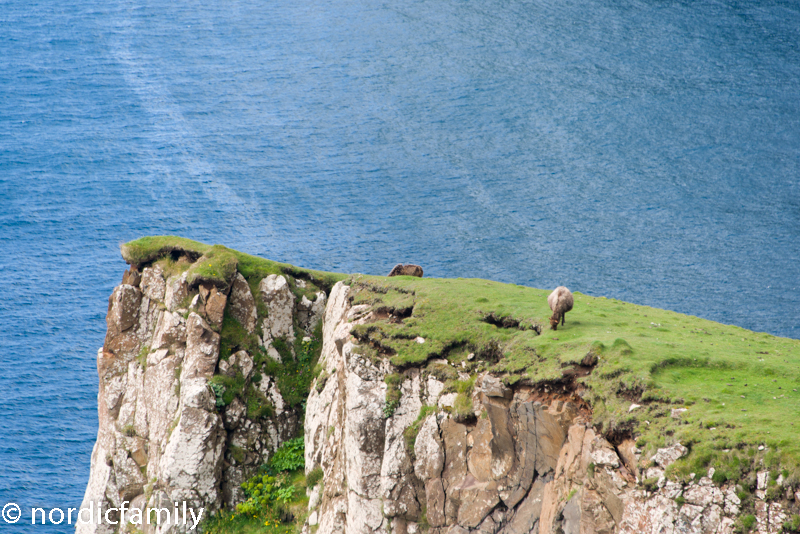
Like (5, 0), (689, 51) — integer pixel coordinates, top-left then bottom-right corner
(1, 0), (798, 530)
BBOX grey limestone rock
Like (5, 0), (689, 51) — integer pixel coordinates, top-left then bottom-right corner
(140, 265), (166, 302)
(228, 272), (257, 333)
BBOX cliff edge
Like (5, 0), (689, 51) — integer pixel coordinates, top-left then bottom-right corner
(80, 237), (800, 534)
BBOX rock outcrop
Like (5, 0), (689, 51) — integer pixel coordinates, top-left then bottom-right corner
(388, 264), (424, 278)
(79, 258), (326, 534)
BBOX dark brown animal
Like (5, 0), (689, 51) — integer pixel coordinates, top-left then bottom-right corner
(547, 286), (574, 330)
(388, 264), (424, 277)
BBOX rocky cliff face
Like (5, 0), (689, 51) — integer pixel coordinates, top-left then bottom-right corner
(303, 282), (795, 534)
(82, 243), (798, 534)
(80, 257), (326, 534)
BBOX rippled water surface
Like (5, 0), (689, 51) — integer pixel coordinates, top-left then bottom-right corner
(1, 0), (799, 529)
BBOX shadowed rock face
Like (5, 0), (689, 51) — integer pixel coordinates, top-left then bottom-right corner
(388, 264), (424, 277)
(79, 261), (326, 534)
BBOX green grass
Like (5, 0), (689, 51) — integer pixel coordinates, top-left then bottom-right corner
(122, 236), (346, 292)
(123, 237), (800, 491)
(245, 386), (275, 420)
(453, 375), (477, 420)
(185, 245), (240, 288)
(209, 373), (247, 407)
(342, 273), (800, 482)
(262, 321), (324, 408)
(219, 309), (262, 360)
(154, 255), (194, 278)
(136, 345), (149, 368)
(306, 467), (323, 489)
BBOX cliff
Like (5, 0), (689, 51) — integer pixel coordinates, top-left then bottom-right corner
(80, 237), (800, 534)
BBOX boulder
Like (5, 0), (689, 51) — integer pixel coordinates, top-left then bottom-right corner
(297, 290), (328, 333)
(204, 286), (227, 328)
(651, 443), (688, 468)
(480, 375), (512, 399)
(183, 313), (221, 380)
(121, 268), (141, 287)
(107, 285), (142, 334)
(388, 264), (424, 277)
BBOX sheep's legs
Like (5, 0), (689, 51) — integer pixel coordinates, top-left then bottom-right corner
(562, 314), (566, 326)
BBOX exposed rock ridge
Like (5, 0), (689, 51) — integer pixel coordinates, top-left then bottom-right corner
(80, 260), (327, 534)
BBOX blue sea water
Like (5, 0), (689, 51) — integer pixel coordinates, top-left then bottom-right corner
(1, 0), (799, 530)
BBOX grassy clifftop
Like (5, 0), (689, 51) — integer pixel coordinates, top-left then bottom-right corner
(344, 273), (800, 486)
(123, 236), (800, 491)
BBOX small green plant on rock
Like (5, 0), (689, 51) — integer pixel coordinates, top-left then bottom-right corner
(136, 345), (149, 368)
(641, 476), (659, 492)
(453, 375), (477, 420)
(219, 310), (262, 360)
(712, 469), (729, 485)
(784, 515), (800, 533)
(245, 386), (275, 419)
(268, 437), (305, 473)
(383, 373), (405, 418)
(209, 382), (226, 408)
(229, 444), (246, 464)
(737, 514), (757, 533)
(208, 372), (245, 408)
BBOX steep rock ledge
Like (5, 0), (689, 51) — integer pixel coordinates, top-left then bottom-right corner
(80, 251), (328, 534)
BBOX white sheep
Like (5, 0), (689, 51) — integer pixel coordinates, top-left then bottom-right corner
(547, 286), (574, 330)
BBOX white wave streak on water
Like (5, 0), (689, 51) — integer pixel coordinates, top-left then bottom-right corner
(107, 18), (275, 241)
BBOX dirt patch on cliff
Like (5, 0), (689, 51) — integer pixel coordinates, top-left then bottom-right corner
(370, 305), (414, 324)
(616, 383), (644, 403)
(482, 312), (542, 334)
(513, 376), (593, 421)
(558, 349), (599, 379)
